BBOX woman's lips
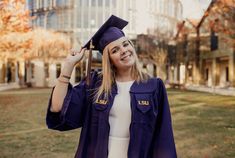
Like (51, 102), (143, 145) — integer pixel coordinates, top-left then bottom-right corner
(121, 54), (132, 61)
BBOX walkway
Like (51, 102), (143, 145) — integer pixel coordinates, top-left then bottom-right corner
(0, 82), (21, 91)
(186, 85), (235, 96)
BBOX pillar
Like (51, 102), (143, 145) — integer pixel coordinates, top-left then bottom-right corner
(229, 52), (235, 87)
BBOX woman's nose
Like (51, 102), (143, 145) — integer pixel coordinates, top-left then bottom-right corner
(120, 46), (127, 55)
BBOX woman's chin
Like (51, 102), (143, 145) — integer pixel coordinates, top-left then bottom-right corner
(119, 62), (135, 70)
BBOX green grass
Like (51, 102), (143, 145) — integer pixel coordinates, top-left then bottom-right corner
(168, 89), (235, 158)
(0, 88), (234, 158)
(0, 88), (80, 158)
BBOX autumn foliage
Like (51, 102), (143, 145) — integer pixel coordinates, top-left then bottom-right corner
(0, 0), (31, 35)
(0, 0), (71, 60)
(206, 0), (235, 44)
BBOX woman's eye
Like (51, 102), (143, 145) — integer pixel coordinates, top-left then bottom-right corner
(111, 49), (117, 54)
(123, 42), (129, 47)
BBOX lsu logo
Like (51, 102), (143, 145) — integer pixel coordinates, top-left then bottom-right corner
(95, 99), (108, 105)
(138, 100), (149, 106)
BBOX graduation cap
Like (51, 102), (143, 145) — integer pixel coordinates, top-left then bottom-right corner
(83, 15), (128, 85)
(83, 15), (128, 53)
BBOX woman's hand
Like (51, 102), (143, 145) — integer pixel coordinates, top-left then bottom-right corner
(61, 48), (86, 77)
(65, 48), (86, 66)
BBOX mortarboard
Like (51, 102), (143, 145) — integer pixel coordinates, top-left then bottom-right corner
(83, 15), (128, 53)
(83, 15), (128, 85)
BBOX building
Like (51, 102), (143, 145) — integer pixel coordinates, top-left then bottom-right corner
(0, 0), (183, 88)
(168, 0), (235, 91)
(199, 0), (235, 88)
(168, 19), (200, 86)
(28, 0), (183, 43)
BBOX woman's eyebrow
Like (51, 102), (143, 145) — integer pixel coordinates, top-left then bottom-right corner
(122, 40), (128, 44)
(110, 40), (128, 52)
(110, 45), (119, 52)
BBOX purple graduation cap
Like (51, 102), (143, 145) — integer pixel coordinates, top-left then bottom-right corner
(83, 15), (128, 53)
(83, 15), (128, 85)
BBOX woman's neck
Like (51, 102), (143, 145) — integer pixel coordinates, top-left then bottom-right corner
(115, 68), (134, 82)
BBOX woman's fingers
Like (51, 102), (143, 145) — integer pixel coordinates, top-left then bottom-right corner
(70, 49), (78, 56)
(70, 48), (86, 56)
(67, 48), (87, 65)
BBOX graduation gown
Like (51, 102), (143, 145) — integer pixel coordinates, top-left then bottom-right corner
(46, 72), (177, 158)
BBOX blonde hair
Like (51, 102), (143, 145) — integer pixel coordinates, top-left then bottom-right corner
(94, 39), (149, 101)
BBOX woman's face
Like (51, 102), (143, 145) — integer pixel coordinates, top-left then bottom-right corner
(107, 37), (136, 71)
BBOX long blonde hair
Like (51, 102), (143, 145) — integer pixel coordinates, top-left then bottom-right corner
(94, 40), (149, 101)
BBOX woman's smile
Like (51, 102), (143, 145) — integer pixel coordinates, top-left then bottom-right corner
(120, 53), (132, 61)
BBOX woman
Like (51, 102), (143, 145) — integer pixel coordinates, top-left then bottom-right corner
(46, 15), (177, 158)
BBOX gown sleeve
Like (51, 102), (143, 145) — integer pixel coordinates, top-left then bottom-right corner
(46, 78), (89, 131)
(152, 78), (177, 158)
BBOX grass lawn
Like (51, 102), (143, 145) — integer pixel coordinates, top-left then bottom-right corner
(0, 88), (234, 158)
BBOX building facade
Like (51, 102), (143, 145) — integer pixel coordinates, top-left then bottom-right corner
(199, 1), (235, 88)
(28, 0), (183, 43)
(0, 0), (183, 88)
(168, 0), (235, 90)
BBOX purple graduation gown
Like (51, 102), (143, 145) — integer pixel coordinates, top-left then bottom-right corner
(46, 72), (177, 158)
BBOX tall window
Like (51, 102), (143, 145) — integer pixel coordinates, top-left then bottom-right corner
(188, 65), (192, 77)
(226, 67), (229, 82)
(210, 30), (218, 51)
(31, 63), (35, 79)
(44, 63), (49, 78)
(154, 64), (157, 77)
(205, 68), (209, 81)
(56, 64), (61, 78)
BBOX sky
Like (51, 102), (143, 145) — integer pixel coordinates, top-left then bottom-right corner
(181, 0), (212, 19)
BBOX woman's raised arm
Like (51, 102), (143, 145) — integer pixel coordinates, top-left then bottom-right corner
(50, 48), (86, 112)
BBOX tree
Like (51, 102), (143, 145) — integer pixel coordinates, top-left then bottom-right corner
(0, 0), (31, 35)
(0, 0), (71, 60)
(24, 28), (71, 60)
(0, 0), (32, 59)
(205, 0), (235, 45)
